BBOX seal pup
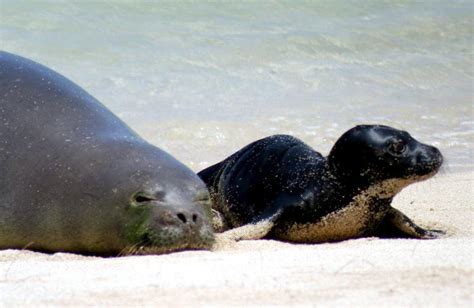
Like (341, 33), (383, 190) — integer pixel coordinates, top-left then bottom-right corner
(0, 51), (214, 255)
(198, 125), (444, 243)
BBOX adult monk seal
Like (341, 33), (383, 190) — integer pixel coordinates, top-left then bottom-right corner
(198, 125), (444, 243)
(0, 51), (214, 255)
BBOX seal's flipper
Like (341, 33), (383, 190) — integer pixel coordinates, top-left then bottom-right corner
(215, 207), (285, 242)
(221, 208), (284, 241)
(377, 207), (445, 239)
(211, 209), (229, 232)
(214, 192), (303, 243)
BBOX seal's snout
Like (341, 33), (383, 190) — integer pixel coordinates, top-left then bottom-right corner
(132, 192), (208, 231)
(132, 189), (209, 230)
(149, 203), (214, 246)
(125, 201), (214, 255)
(414, 144), (443, 175)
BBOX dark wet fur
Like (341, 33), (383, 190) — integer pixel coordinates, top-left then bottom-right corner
(199, 125), (443, 243)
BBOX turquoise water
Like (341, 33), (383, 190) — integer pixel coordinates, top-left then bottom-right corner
(1, 1), (472, 171)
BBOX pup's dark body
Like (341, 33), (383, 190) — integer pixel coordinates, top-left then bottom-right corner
(199, 126), (443, 242)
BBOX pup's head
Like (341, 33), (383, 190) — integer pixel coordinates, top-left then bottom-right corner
(328, 125), (443, 186)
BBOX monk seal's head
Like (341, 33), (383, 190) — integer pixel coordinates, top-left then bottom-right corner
(328, 125), (443, 186)
(102, 142), (215, 256)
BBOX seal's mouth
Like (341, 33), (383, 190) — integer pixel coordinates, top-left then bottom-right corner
(411, 156), (443, 178)
(410, 144), (443, 176)
(121, 224), (215, 256)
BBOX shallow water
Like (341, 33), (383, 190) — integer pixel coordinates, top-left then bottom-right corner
(1, 1), (472, 171)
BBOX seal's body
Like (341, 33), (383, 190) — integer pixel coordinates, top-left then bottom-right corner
(199, 126), (443, 243)
(0, 51), (214, 255)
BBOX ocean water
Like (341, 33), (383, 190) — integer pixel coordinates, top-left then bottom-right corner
(1, 1), (472, 172)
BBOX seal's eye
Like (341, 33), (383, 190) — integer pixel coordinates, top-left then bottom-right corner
(135, 195), (154, 203)
(194, 191), (211, 208)
(387, 140), (407, 156)
(131, 191), (164, 206)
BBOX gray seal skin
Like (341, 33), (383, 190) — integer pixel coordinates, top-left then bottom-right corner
(0, 51), (214, 256)
(198, 125), (444, 243)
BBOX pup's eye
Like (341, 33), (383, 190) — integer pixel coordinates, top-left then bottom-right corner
(388, 140), (407, 156)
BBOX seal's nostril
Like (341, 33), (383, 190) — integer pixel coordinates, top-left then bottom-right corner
(177, 213), (187, 223)
(192, 214), (198, 223)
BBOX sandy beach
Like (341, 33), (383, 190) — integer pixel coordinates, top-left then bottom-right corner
(0, 171), (472, 306)
(1, 2), (472, 307)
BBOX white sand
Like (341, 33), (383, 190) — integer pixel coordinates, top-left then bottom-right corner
(0, 172), (472, 306)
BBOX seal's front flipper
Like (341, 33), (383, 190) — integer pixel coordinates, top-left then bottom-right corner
(211, 209), (229, 232)
(216, 207), (284, 242)
(376, 207), (445, 239)
(212, 193), (304, 251)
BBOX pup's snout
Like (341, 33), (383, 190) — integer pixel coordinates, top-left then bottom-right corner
(415, 145), (443, 172)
